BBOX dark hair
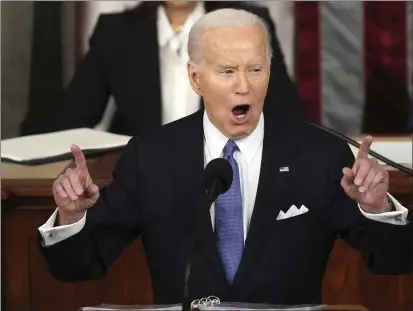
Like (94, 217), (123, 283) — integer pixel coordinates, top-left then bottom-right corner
(141, 1), (163, 8)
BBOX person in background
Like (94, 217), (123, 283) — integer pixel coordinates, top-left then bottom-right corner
(20, 1), (304, 137)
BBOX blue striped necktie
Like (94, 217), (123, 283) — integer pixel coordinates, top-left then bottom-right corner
(215, 140), (244, 283)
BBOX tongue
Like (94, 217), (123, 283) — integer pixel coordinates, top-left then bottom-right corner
(233, 108), (245, 116)
(232, 107), (247, 116)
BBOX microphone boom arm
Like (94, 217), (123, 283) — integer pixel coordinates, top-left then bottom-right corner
(308, 123), (413, 176)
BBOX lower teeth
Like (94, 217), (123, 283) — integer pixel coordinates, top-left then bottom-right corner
(236, 114), (246, 119)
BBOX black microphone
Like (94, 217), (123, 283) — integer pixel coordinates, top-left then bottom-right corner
(203, 158), (233, 202)
(182, 158), (233, 311)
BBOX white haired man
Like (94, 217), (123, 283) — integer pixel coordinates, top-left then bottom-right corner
(39, 8), (412, 306)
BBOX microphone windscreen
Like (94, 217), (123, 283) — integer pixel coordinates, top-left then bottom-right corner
(203, 158), (233, 195)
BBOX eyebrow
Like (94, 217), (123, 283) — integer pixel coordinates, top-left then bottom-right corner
(215, 63), (238, 69)
(216, 61), (263, 66)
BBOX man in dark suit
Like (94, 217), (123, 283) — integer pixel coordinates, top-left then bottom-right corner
(38, 8), (411, 306)
(21, 1), (303, 137)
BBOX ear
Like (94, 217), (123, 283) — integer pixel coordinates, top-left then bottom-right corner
(187, 61), (203, 96)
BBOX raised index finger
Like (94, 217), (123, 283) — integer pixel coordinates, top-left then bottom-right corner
(357, 135), (373, 159)
(70, 144), (88, 173)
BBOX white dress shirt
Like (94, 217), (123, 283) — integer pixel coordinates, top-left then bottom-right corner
(204, 111), (264, 242)
(39, 111), (409, 247)
(157, 2), (203, 125)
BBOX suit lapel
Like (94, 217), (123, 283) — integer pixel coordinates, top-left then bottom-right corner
(169, 110), (227, 283)
(231, 116), (302, 287)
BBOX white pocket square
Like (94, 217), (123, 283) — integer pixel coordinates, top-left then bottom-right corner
(277, 205), (309, 220)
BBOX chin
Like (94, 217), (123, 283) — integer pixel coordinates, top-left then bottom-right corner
(227, 126), (253, 140)
(165, 1), (193, 8)
(227, 113), (259, 139)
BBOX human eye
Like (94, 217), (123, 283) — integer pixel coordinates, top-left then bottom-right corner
(220, 69), (234, 75)
(250, 66), (262, 73)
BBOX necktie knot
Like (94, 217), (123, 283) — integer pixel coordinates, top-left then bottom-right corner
(223, 140), (238, 159)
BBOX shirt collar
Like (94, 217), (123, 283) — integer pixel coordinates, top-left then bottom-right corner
(157, 2), (205, 48)
(203, 111), (265, 165)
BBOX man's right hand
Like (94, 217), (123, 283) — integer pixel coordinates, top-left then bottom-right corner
(53, 144), (100, 225)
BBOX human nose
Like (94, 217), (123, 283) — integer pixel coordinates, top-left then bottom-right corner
(234, 71), (250, 95)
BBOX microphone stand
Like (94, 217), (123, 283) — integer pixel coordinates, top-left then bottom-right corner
(182, 180), (220, 311)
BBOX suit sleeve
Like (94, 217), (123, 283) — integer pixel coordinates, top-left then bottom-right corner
(20, 15), (111, 135)
(258, 8), (305, 121)
(38, 137), (143, 282)
(324, 141), (412, 274)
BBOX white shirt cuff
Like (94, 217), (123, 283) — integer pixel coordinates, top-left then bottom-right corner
(38, 208), (87, 247)
(358, 193), (409, 225)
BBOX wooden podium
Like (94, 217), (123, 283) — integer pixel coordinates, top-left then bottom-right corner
(2, 148), (412, 311)
(77, 303), (369, 310)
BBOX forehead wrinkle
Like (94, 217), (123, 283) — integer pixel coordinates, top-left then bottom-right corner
(201, 26), (269, 69)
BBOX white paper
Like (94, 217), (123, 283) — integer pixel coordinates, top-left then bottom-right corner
(1, 128), (132, 163)
(348, 140), (412, 165)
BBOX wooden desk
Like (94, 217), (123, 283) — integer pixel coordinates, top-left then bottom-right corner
(2, 151), (412, 311)
(327, 306), (367, 310)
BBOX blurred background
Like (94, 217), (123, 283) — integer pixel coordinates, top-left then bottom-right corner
(1, 0), (412, 139)
(1, 3), (412, 311)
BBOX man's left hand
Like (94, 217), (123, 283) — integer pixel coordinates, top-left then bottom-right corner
(341, 135), (390, 214)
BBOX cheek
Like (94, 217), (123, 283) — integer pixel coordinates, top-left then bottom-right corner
(257, 84), (269, 97)
(251, 78), (269, 98)
(202, 78), (232, 99)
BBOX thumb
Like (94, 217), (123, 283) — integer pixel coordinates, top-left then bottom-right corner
(85, 184), (100, 199)
(341, 167), (356, 193)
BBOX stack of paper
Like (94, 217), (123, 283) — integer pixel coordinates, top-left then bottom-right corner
(1, 128), (132, 165)
(348, 139), (412, 166)
(1, 160), (71, 180)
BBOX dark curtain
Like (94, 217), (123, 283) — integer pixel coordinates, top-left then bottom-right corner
(363, 1), (410, 134)
(294, 2), (321, 125)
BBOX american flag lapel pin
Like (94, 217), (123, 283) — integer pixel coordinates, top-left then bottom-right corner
(279, 167), (289, 172)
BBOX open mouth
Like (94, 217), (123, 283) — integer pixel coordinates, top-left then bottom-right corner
(232, 104), (251, 120)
